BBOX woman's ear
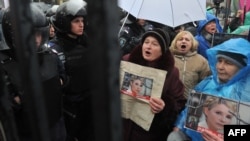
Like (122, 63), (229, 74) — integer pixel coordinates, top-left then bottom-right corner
(203, 107), (209, 116)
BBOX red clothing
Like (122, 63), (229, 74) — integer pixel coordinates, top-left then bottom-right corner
(122, 46), (186, 141)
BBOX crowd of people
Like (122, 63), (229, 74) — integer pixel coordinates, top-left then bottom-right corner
(0, 0), (250, 141)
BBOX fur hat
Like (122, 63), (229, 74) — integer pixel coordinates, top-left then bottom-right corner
(216, 51), (247, 68)
(141, 28), (170, 53)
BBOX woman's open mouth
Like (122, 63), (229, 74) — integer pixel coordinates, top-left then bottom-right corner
(181, 45), (186, 49)
(145, 51), (151, 55)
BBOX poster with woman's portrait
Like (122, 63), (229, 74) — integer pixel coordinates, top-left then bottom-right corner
(120, 61), (167, 131)
(120, 72), (153, 101)
(185, 91), (250, 140)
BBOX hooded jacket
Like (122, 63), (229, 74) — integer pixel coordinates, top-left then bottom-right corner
(174, 38), (250, 141)
(195, 13), (223, 59)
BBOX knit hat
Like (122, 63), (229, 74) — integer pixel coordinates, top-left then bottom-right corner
(141, 28), (170, 53)
(216, 51), (247, 68)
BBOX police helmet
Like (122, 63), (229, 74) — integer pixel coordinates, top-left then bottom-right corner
(46, 5), (59, 17)
(51, 0), (87, 33)
(2, 3), (50, 50)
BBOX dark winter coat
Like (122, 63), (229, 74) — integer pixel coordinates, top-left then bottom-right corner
(122, 45), (186, 141)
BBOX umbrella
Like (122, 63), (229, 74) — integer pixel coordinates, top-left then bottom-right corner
(118, 0), (206, 28)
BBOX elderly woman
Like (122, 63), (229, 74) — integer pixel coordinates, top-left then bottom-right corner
(195, 12), (223, 59)
(172, 38), (250, 141)
(122, 28), (186, 141)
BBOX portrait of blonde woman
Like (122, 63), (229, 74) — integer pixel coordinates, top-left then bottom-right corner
(127, 75), (144, 97)
(197, 96), (237, 135)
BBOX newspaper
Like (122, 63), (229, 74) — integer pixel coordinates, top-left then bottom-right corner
(185, 91), (250, 139)
(120, 61), (167, 131)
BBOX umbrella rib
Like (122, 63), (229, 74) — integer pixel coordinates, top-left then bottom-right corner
(136, 0), (144, 18)
(118, 0), (139, 36)
(118, 12), (130, 36)
(197, 0), (206, 21)
(170, 0), (174, 27)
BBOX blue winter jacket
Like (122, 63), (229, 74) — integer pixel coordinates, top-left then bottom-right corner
(174, 38), (250, 141)
(195, 13), (223, 59)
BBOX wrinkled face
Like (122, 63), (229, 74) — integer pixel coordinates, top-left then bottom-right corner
(216, 57), (240, 83)
(204, 20), (217, 34)
(142, 36), (162, 61)
(71, 17), (84, 36)
(130, 79), (143, 94)
(204, 104), (234, 131)
(175, 33), (192, 54)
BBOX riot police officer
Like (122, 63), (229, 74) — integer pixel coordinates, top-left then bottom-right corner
(0, 3), (66, 141)
(48, 0), (93, 141)
(119, 14), (146, 56)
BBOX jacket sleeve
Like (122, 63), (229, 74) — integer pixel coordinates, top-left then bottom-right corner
(229, 17), (241, 32)
(168, 67), (186, 112)
(199, 57), (211, 82)
(149, 67), (186, 132)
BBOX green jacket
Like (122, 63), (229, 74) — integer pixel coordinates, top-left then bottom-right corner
(231, 11), (250, 34)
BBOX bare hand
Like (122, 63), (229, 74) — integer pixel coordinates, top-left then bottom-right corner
(173, 127), (180, 132)
(149, 97), (165, 114)
(14, 96), (21, 104)
(202, 130), (223, 141)
(236, 10), (243, 17)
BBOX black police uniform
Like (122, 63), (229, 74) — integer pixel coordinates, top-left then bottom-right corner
(48, 1), (93, 140)
(119, 14), (145, 56)
(0, 48), (66, 141)
(0, 4), (66, 141)
(49, 32), (92, 141)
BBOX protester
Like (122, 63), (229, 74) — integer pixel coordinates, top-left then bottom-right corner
(231, 11), (250, 35)
(172, 38), (250, 141)
(168, 25), (185, 43)
(231, 0), (250, 25)
(169, 31), (210, 99)
(228, 9), (244, 32)
(195, 12), (223, 59)
(0, 4), (66, 141)
(197, 96), (236, 135)
(119, 14), (146, 56)
(48, 1), (92, 141)
(122, 28), (186, 141)
(206, 1), (215, 15)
